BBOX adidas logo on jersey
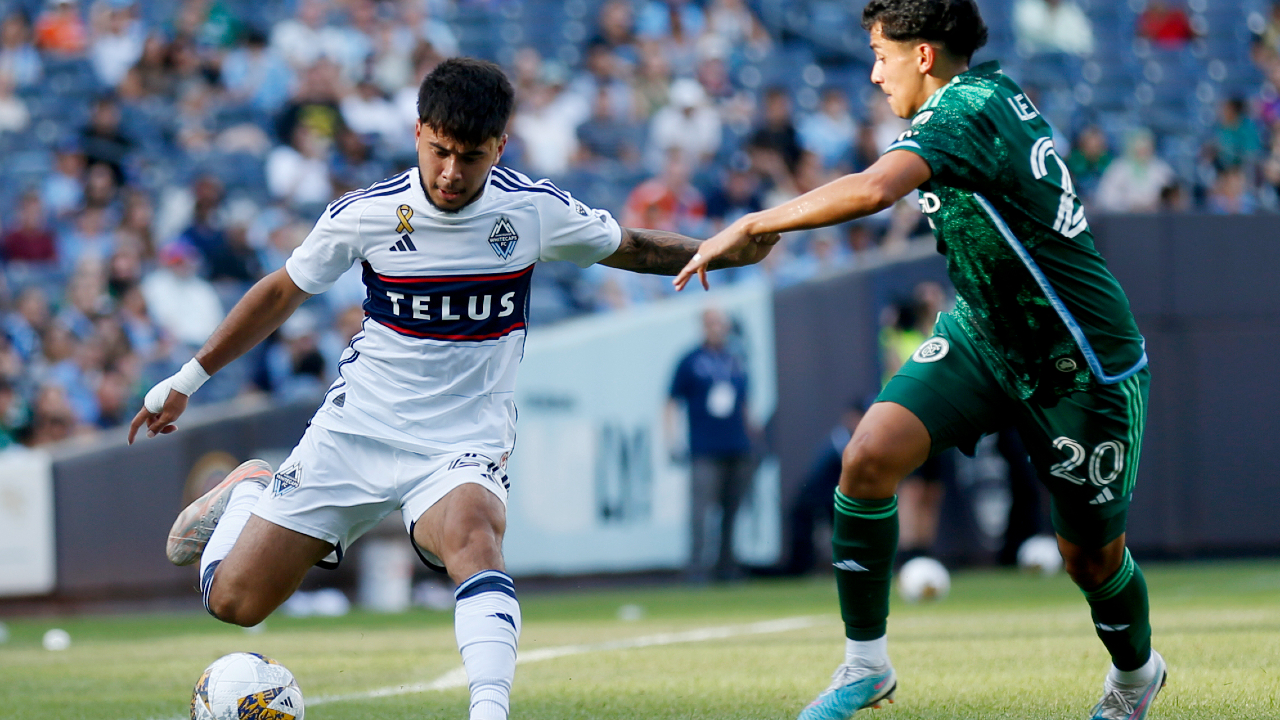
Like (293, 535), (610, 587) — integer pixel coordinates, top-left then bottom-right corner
(833, 559), (870, 572)
(390, 234), (417, 252)
(1089, 487), (1116, 505)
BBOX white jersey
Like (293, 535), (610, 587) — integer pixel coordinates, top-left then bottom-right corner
(285, 166), (622, 455)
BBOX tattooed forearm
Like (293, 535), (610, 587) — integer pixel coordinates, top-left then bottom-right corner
(601, 228), (727, 275)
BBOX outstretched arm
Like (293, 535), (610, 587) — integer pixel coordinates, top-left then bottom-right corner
(674, 150), (933, 290)
(128, 268), (312, 443)
(600, 226), (779, 275)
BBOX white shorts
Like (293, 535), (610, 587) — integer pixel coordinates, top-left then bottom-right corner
(251, 425), (510, 566)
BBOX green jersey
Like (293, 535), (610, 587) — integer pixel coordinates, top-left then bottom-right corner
(885, 61), (1146, 399)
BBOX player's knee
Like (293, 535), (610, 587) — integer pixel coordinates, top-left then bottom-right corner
(1061, 548), (1115, 590)
(207, 577), (273, 627)
(840, 436), (903, 497)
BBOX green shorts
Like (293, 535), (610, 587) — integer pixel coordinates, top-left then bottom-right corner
(878, 313), (1149, 548)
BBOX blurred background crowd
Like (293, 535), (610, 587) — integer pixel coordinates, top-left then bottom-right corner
(0, 0), (1275, 448)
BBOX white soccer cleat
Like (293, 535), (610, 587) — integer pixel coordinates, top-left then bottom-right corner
(1089, 650), (1167, 720)
(166, 459), (272, 566)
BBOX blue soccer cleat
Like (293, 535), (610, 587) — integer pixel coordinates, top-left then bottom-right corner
(798, 663), (897, 720)
(1089, 651), (1167, 720)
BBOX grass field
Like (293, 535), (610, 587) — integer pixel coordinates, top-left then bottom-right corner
(2, 560), (1278, 720)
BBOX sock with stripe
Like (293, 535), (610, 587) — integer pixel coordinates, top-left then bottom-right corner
(832, 491), (899, 643)
(1082, 548), (1152, 674)
(199, 481), (265, 619)
(455, 570), (522, 720)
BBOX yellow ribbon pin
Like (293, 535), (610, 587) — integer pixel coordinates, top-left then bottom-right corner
(396, 205), (414, 234)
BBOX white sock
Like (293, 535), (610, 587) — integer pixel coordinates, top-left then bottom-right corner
(454, 571), (521, 720)
(199, 481), (265, 600)
(845, 636), (889, 667)
(1109, 652), (1158, 686)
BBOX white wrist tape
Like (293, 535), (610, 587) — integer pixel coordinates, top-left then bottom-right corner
(143, 359), (210, 413)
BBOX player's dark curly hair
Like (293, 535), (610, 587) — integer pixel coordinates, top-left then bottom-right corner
(862, 0), (989, 62)
(417, 57), (515, 147)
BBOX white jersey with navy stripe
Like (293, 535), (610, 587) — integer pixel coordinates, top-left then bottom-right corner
(285, 166), (622, 455)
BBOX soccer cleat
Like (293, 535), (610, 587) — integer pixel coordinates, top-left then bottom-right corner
(798, 663), (897, 720)
(166, 459), (272, 566)
(1089, 651), (1167, 720)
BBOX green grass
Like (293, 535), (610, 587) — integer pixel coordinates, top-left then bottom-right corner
(2, 560), (1278, 719)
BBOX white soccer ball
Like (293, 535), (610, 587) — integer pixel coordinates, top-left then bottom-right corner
(191, 652), (305, 720)
(897, 557), (950, 603)
(42, 628), (71, 651)
(1017, 535), (1063, 576)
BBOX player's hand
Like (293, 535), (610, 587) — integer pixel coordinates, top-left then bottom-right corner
(127, 389), (189, 444)
(673, 222), (781, 291)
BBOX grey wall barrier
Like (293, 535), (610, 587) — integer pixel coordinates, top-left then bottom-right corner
(50, 397), (318, 596)
(772, 218), (1280, 557)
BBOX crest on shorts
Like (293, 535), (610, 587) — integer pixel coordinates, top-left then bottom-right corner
(488, 216), (519, 260)
(912, 337), (950, 363)
(272, 464), (302, 498)
(1055, 358), (1078, 373)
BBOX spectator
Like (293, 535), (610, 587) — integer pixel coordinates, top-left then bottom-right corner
(266, 124), (336, 208)
(83, 159), (119, 210)
(114, 187), (155, 259)
(270, 0), (343, 71)
(59, 206), (115, 269)
(331, 128), (387, 194)
(1158, 181), (1192, 212)
(140, 240), (223, 349)
(632, 40), (673, 119)
(511, 65), (585, 177)
(88, 0), (143, 87)
(34, 0), (88, 57)
(750, 86), (803, 172)
(568, 42), (636, 124)
(2, 192), (58, 265)
(117, 282), (172, 368)
(130, 33), (173, 100)
(1094, 128), (1174, 213)
(265, 307), (328, 401)
(636, 0), (705, 75)
(593, 0), (638, 66)
(799, 87), (858, 170)
(0, 13), (41, 88)
(575, 86), (640, 167)
(646, 77), (722, 172)
(667, 307), (753, 583)
(26, 383), (82, 446)
(1213, 97), (1263, 171)
(80, 94), (133, 185)
(3, 285), (51, 362)
(275, 58), (346, 148)
(178, 176), (260, 283)
(0, 70), (29, 133)
(221, 26), (294, 115)
(1137, 0), (1196, 49)
(1066, 125), (1113, 205)
(43, 141), (86, 218)
(1207, 165), (1258, 214)
(0, 376), (22, 449)
(704, 160), (763, 231)
(56, 257), (107, 340)
(339, 77), (402, 152)
(622, 150), (706, 236)
(703, 0), (771, 55)
(1014, 0), (1094, 56)
(397, 0), (459, 59)
(35, 320), (98, 425)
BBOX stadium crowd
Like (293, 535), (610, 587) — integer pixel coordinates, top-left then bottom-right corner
(0, 0), (1277, 448)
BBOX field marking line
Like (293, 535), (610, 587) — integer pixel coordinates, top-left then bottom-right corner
(310, 614), (827, 706)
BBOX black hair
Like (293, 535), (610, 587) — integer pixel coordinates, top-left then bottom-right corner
(862, 0), (989, 62)
(416, 57), (515, 147)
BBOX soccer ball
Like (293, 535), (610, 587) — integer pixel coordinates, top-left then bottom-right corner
(1017, 535), (1063, 576)
(190, 652), (304, 720)
(897, 557), (950, 603)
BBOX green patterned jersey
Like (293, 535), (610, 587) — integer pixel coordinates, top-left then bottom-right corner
(885, 61), (1146, 399)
